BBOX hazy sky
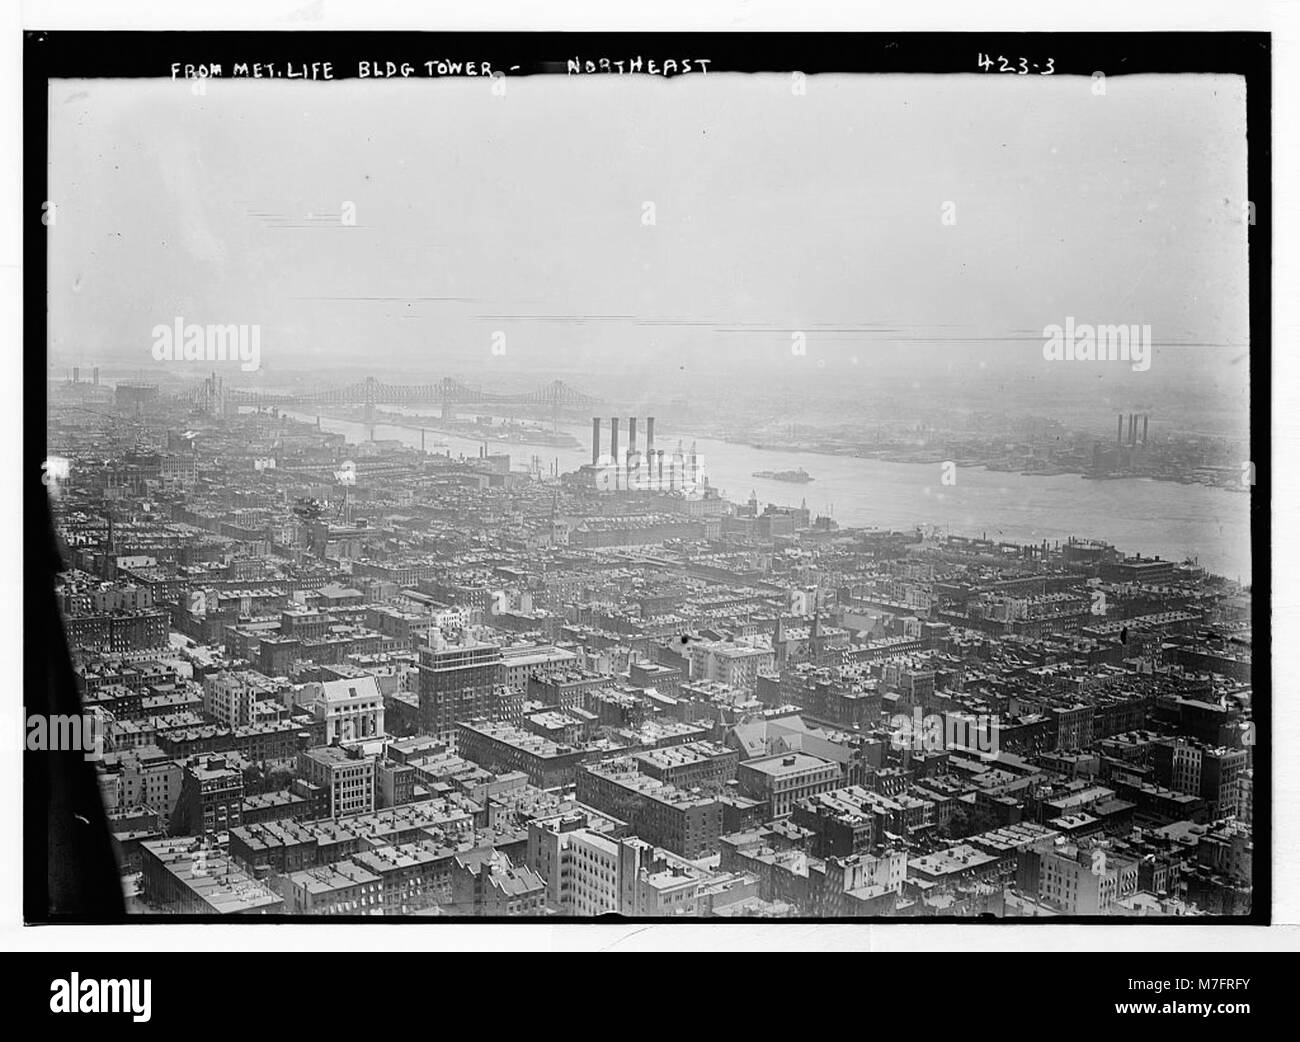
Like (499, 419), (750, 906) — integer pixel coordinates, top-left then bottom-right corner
(47, 72), (1249, 416)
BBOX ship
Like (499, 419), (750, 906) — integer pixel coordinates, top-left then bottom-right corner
(492, 425), (581, 449)
(752, 467), (814, 483)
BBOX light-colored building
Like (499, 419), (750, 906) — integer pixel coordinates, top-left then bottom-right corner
(202, 671), (278, 728)
(500, 643), (579, 690)
(689, 640), (775, 691)
(526, 814), (703, 917)
(297, 745), (377, 819)
(1035, 843), (1139, 915)
(568, 829), (623, 916)
(736, 752), (841, 818)
(301, 675), (386, 745)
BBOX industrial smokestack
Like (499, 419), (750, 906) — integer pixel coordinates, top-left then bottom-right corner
(646, 417), (655, 462)
(1117, 414), (1124, 446)
(591, 417), (600, 465)
(93, 366), (99, 386)
(611, 418), (620, 488)
(1143, 414), (1149, 445)
(73, 366), (80, 384)
(627, 418), (638, 490)
(1130, 414), (1137, 448)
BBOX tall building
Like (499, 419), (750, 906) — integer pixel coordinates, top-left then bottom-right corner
(526, 814), (702, 916)
(297, 745), (377, 819)
(567, 828), (624, 916)
(202, 671), (263, 728)
(170, 755), (244, 841)
(499, 643), (579, 689)
(1154, 739), (1249, 818)
(100, 749), (183, 821)
(418, 637), (504, 748)
(688, 639), (775, 691)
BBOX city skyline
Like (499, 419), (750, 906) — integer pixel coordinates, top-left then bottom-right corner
(33, 47), (1258, 924)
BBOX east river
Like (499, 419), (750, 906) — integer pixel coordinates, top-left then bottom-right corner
(283, 410), (1252, 583)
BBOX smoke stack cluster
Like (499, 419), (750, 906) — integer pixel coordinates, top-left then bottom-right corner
(591, 417), (680, 492)
(1117, 412), (1151, 449)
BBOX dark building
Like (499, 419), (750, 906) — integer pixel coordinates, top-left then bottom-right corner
(417, 638), (505, 748)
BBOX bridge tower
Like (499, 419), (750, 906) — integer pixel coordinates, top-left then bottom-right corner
(437, 377), (451, 422)
(362, 376), (378, 441)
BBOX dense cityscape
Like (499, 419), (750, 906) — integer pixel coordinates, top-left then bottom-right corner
(38, 369), (1254, 918)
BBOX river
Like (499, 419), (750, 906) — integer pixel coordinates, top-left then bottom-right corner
(282, 410), (1252, 582)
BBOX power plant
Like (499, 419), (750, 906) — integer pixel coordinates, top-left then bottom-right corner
(1116, 412), (1150, 448)
(1096, 412), (1155, 478)
(588, 416), (699, 492)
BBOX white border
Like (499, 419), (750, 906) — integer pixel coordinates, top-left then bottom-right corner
(3, 0), (1295, 953)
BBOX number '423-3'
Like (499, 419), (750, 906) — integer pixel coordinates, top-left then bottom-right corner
(977, 53), (1055, 75)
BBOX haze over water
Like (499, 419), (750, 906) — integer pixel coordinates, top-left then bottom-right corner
(51, 73), (1253, 584)
(291, 411), (1252, 582)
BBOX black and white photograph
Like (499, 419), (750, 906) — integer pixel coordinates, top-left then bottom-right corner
(15, 12), (1283, 962)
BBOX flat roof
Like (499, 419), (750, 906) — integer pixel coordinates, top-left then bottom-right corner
(739, 752), (838, 777)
